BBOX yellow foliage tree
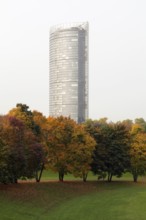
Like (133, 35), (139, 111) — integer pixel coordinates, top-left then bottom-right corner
(46, 116), (96, 181)
(68, 125), (96, 182)
(130, 133), (146, 182)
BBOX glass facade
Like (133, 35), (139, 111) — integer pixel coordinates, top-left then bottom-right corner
(49, 23), (88, 123)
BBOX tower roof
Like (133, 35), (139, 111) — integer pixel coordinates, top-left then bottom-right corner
(50, 22), (88, 34)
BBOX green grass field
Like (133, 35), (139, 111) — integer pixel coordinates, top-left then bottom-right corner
(41, 169), (137, 181)
(1, 172), (146, 220)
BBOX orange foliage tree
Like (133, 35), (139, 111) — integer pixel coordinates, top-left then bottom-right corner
(46, 116), (96, 181)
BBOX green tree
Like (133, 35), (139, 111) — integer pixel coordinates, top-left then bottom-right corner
(85, 120), (130, 182)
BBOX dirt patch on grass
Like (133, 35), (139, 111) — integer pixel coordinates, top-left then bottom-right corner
(0, 180), (144, 211)
(0, 181), (103, 207)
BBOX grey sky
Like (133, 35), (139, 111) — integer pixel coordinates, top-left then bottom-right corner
(0, 0), (146, 121)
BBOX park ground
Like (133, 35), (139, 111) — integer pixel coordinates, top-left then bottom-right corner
(1, 172), (146, 220)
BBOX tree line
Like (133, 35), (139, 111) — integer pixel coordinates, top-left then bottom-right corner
(0, 104), (146, 183)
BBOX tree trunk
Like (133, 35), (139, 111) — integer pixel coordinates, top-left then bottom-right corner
(35, 163), (44, 183)
(107, 173), (113, 182)
(10, 176), (17, 184)
(82, 172), (88, 182)
(133, 173), (138, 182)
(59, 171), (64, 182)
(14, 177), (18, 184)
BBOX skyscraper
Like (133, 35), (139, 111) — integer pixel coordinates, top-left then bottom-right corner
(49, 22), (88, 123)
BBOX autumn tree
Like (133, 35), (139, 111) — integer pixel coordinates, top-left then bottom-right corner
(68, 125), (96, 182)
(31, 110), (48, 180)
(134, 118), (146, 132)
(0, 131), (10, 184)
(0, 116), (26, 183)
(22, 129), (47, 182)
(7, 105), (48, 182)
(121, 119), (133, 131)
(8, 103), (40, 135)
(0, 114), (47, 183)
(32, 110), (48, 142)
(46, 116), (95, 181)
(129, 123), (146, 182)
(46, 116), (76, 181)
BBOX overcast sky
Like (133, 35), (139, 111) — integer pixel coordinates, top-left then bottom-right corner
(0, 0), (146, 122)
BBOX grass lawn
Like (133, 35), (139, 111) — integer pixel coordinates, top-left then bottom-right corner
(41, 169), (99, 181)
(41, 169), (136, 182)
(1, 179), (146, 220)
